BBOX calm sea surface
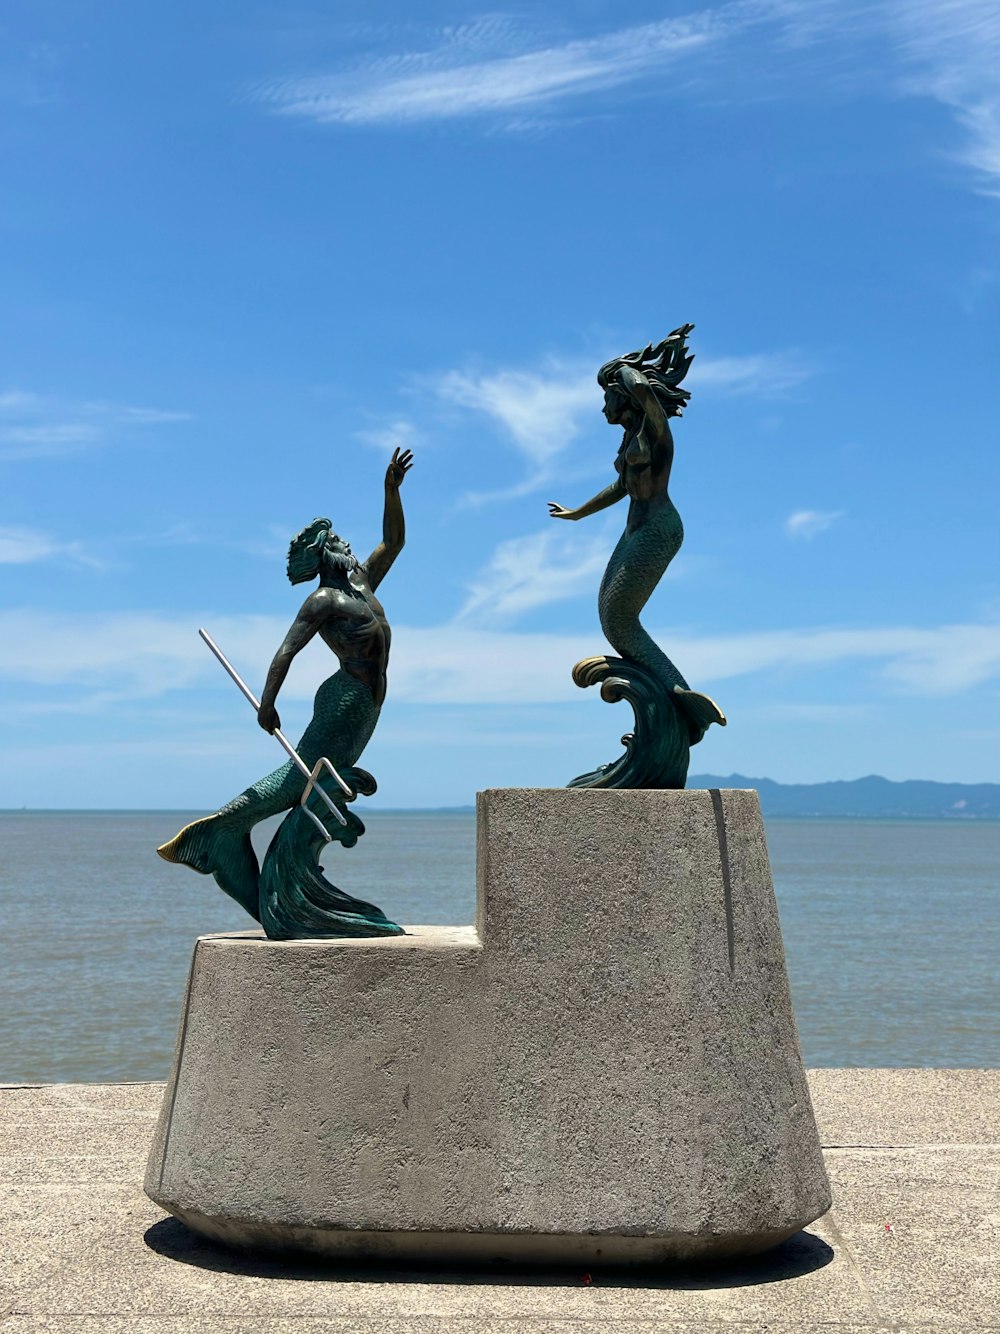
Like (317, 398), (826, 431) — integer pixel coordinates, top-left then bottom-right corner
(1, 811), (997, 1082)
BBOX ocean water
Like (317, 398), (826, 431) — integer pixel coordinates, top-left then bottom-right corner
(1, 810), (996, 1083)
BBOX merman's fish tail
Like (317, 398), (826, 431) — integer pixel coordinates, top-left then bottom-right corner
(156, 669), (381, 919)
(157, 813), (262, 920)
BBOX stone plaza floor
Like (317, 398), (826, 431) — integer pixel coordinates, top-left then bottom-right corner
(2, 1069), (998, 1332)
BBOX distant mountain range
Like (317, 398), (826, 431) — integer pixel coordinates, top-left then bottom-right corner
(688, 774), (1000, 820)
(380, 776), (999, 820)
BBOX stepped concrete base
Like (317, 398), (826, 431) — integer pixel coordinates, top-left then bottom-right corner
(145, 788), (831, 1263)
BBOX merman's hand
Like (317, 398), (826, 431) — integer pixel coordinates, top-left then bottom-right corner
(258, 702), (280, 734)
(385, 446), (414, 489)
(547, 502), (578, 520)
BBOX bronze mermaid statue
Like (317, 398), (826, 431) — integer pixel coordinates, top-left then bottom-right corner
(158, 447), (414, 938)
(548, 326), (725, 788)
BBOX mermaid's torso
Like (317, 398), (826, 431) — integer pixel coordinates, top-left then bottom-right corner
(615, 424), (673, 508)
(601, 428), (686, 690)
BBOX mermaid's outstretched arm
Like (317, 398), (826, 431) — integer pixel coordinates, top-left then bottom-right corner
(548, 479), (626, 522)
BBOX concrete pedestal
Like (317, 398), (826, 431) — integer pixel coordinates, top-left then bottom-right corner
(146, 789), (831, 1263)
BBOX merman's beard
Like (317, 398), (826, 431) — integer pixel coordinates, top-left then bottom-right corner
(324, 550), (360, 578)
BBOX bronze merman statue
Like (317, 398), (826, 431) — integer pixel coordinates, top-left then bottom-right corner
(548, 326), (725, 788)
(158, 447), (414, 938)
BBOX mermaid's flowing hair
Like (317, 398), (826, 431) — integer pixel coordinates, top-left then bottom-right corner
(287, 518), (333, 585)
(598, 322), (695, 419)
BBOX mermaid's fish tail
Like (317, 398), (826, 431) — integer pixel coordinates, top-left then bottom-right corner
(598, 506), (690, 692)
(672, 685), (728, 746)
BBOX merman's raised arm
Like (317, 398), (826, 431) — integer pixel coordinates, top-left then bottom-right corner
(365, 446), (413, 590)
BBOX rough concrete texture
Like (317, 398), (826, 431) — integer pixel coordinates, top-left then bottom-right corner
(144, 789), (829, 1261)
(3, 1073), (999, 1332)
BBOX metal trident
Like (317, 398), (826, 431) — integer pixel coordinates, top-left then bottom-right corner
(198, 628), (352, 840)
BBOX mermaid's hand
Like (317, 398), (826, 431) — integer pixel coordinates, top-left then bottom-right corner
(547, 501), (578, 520)
(258, 702), (280, 734)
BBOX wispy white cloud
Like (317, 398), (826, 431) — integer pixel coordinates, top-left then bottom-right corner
(436, 346), (817, 505)
(0, 390), (192, 461)
(0, 391), (40, 411)
(0, 424), (101, 458)
(355, 417), (422, 454)
(125, 520), (291, 562)
(784, 508), (846, 539)
(2, 611), (997, 707)
(673, 622), (1000, 696)
(255, 13), (734, 127)
(690, 352), (815, 395)
(887, 0), (1000, 196)
(438, 365), (595, 456)
(254, 2), (1000, 199)
(1, 518), (296, 570)
(388, 622), (1000, 703)
(0, 525), (102, 568)
(457, 522), (699, 625)
(437, 360), (597, 503)
(456, 526), (613, 625)
(0, 527), (53, 565)
(0, 611), (280, 701)
(93, 404), (193, 425)
(768, 0), (1000, 195)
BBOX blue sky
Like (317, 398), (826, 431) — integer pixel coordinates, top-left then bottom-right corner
(1, 0), (998, 808)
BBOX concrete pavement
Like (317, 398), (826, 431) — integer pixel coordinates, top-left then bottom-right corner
(2, 1070), (998, 1332)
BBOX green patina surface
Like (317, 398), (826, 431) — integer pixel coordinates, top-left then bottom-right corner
(551, 326), (726, 789)
(157, 450), (413, 939)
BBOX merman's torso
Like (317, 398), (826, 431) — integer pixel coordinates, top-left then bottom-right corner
(316, 571), (390, 707)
